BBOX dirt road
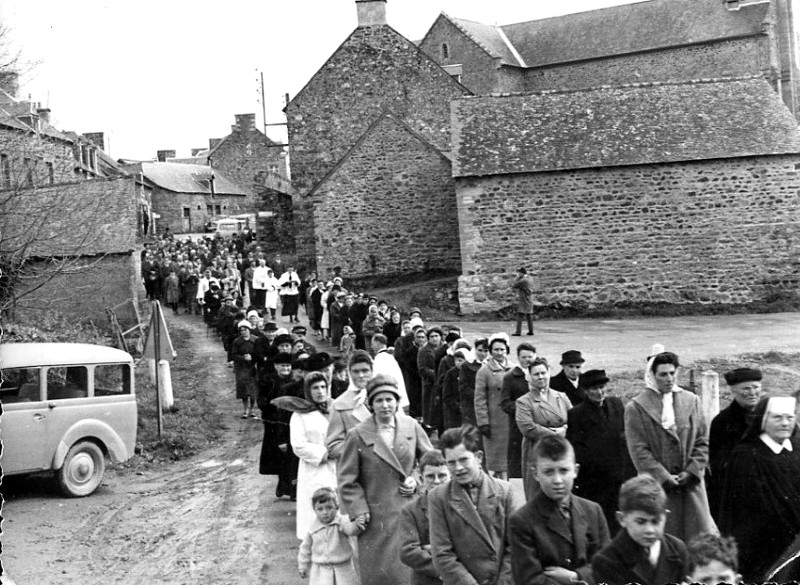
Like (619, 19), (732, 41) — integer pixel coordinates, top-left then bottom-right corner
(1, 315), (305, 585)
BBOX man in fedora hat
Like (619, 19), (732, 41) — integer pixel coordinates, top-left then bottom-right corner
(550, 350), (585, 405)
(511, 267), (535, 337)
(566, 369), (634, 533)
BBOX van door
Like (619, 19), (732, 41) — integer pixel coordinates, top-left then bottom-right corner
(0, 367), (53, 473)
(44, 365), (91, 464)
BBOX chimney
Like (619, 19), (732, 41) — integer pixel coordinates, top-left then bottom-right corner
(356, 0), (387, 27)
(156, 149), (176, 162)
(234, 113), (256, 131)
(36, 107), (51, 125)
(84, 132), (105, 151)
(191, 147), (205, 156)
(0, 71), (19, 98)
(209, 138), (223, 150)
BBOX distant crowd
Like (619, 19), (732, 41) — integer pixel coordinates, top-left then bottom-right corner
(142, 232), (800, 585)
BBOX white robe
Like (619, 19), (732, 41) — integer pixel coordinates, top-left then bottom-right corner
(290, 410), (338, 540)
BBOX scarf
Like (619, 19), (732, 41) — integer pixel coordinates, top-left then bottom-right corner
(644, 356), (680, 430)
(271, 396), (330, 415)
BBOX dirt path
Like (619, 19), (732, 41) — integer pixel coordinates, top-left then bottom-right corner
(1, 314), (305, 585)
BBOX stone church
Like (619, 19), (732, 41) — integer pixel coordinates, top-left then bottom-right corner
(287, 0), (800, 312)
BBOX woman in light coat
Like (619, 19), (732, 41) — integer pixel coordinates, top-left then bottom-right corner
(338, 374), (433, 585)
(289, 372), (337, 540)
(516, 356), (572, 501)
(264, 268), (279, 319)
(474, 333), (513, 478)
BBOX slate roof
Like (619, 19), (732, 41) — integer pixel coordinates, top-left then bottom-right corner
(451, 78), (800, 177)
(500, 0), (769, 68)
(140, 162), (251, 195)
(443, 15), (523, 67)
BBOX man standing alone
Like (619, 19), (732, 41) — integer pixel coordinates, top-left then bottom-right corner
(511, 267), (535, 337)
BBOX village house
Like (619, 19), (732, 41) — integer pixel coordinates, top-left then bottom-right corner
(287, 0), (800, 311)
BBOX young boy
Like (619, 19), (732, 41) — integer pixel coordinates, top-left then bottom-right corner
(685, 533), (740, 585)
(509, 434), (610, 585)
(592, 475), (690, 585)
(298, 487), (364, 584)
(400, 450), (451, 585)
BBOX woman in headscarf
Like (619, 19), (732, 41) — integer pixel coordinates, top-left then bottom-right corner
(719, 395), (800, 582)
(516, 356), (572, 501)
(624, 351), (717, 540)
(338, 374), (434, 585)
(282, 372), (337, 540)
(474, 333), (513, 479)
(230, 320), (258, 419)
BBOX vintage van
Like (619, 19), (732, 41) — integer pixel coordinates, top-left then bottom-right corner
(0, 343), (138, 497)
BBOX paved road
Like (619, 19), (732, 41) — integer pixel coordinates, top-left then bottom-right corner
(453, 312), (800, 373)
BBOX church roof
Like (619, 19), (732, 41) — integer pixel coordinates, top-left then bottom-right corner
(500, 0), (770, 68)
(451, 78), (800, 177)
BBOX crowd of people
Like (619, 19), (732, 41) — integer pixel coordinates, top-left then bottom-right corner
(142, 235), (800, 585)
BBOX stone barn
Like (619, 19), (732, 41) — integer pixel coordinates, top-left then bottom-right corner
(452, 78), (800, 312)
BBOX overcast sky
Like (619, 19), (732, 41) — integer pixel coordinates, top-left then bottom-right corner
(2, 0), (639, 160)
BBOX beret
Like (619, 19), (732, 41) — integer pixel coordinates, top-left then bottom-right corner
(724, 367), (762, 386)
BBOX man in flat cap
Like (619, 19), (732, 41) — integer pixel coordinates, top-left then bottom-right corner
(550, 350), (585, 406)
(707, 367), (764, 520)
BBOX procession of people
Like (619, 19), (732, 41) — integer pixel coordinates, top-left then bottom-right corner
(142, 234), (800, 585)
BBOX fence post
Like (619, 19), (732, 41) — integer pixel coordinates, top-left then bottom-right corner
(699, 370), (720, 423)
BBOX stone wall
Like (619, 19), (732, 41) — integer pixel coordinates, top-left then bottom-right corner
(13, 253), (142, 324)
(0, 127), (76, 189)
(153, 190), (253, 234)
(457, 154), (800, 313)
(312, 114), (461, 278)
(286, 24), (469, 268)
(258, 189), (296, 255)
(523, 36), (770, 93)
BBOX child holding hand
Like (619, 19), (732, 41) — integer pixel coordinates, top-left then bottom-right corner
(298, 487), (365, 584)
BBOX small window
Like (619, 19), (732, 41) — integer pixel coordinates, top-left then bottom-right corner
(0, 367), (41, 402)
(47, 366), (88, 400)
(95, 364), (131, 396)
(215, 204), (221, 214)
(46, 161), (54, 185)
(183, 207), (191, 218)
(442, 43), (449, 59)
(23, 157), (33, 186)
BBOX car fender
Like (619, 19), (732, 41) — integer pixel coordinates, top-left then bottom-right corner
(52, 419), (131, 469)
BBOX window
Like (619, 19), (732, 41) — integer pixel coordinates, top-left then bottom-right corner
(46, 161), (54, 185)
(268, 164), (279, 174)
(183, 207), (191, 218)
(442, 43), (449, 59)
(46, 366), (88, 400)
(23, 157), (33, 187)
(94, 364), (131, 396)
(0, 367), (41, 402)
(206, 204), (213, 215)
(215, 205), (221, 214)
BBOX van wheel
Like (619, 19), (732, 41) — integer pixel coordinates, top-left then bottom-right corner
(56, 441), (105, 497)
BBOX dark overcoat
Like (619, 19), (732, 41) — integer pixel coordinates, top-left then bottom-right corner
(500, 366), (528, 479)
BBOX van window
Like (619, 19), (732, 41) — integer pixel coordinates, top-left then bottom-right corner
(0, 367), (42, 402)
(95, 364), (131, 396)
(47, 366), (88, 400)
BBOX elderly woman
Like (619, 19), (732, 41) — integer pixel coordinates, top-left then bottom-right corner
(474, 333), (513, 478)
(720, 395), (800, 581)
(338, 374), (434, 585)
(516, 356), (572, 501)
(361, 304), (386, 349)
(288, 372), (337, 540)
(230, 320), (259, 419)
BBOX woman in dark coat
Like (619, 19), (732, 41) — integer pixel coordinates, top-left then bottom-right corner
(719, 395), (800, 582)
(441, 349), (469, 430)
(499, 342), (537, 479)
(230, 321), (258, 418)
(258, 353), (302, 499)
(382, 309), (403, 347)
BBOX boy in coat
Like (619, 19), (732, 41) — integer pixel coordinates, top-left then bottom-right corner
(509, 434), (610, 585)
(592, 475), (690, 585)
(400, 450), (450, 585)
(428, 425), (523, 585)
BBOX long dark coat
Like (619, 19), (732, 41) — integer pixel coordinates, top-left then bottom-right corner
(458, 361), (482, 427)
(499, 366), (528, 479)
(417, 343), (439, 427)
(338, 414), (433, 585)
(707, 399), (751, 520)
(441, 366), (462, 431)
(258, 374), (302, 497)
(566, 396), (634, 533)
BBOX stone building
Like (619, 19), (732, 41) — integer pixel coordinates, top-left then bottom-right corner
(130, 162), (254, 234)
(453, 78), (800, 312)
(420, 0), (800, 118)
(285, 0), (469, 274)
